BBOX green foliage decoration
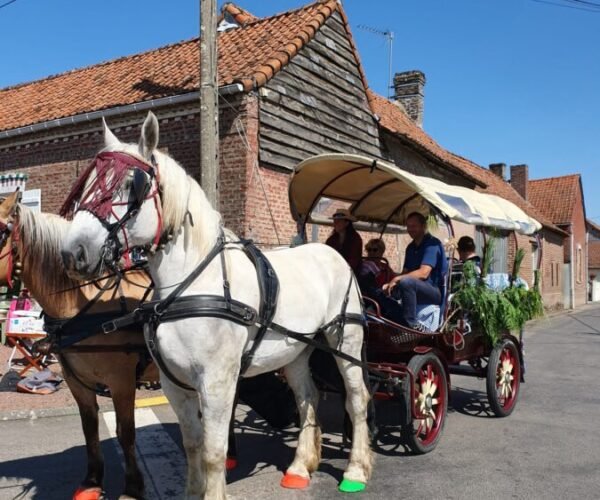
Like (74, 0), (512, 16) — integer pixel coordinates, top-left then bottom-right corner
(451, 260), (544, 345)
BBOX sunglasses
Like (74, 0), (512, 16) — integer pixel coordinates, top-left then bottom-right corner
(366, 247), (380, 253)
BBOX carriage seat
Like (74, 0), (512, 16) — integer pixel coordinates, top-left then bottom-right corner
(414, 270), (448, 332)
(415, 304), (441, 331)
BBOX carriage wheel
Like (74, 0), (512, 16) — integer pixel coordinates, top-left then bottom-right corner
(401, 353), (448, 454)
(486, 339), (521, 417)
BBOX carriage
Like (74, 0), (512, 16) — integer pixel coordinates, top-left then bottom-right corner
(53, 115), (545, 498)
(289, 153), (542, 454)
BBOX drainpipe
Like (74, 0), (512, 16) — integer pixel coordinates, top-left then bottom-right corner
(586, 229), (589, 304)
(570, 223), (575, 309)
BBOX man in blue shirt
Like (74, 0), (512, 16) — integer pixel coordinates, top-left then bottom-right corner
(383, 212), (447, 332)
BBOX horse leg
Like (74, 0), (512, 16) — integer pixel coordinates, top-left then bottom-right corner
(327, 324), (373, 491)
(110, 374), (145, 499)
(281, 347), (321, 489)
(62, 368), (105, 499)
(197, 368), (238, 500)
(226, 394), (239, 470)
(160, 378), (205, 499)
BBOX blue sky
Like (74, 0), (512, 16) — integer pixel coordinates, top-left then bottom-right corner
(1, 0), (599, 221)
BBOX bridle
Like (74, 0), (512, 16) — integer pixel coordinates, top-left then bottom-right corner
(0, 204), (22, 289)
(62, 151), (164, 273)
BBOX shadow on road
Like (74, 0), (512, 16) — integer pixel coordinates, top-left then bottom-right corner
(449, 386), (495, 418)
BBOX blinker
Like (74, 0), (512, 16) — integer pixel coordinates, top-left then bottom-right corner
(129, 168), (151, 211)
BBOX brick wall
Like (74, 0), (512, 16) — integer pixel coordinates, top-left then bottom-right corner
(571, 183), (588, 306)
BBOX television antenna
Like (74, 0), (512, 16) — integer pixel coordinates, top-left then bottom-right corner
(357, 25), (394, 98)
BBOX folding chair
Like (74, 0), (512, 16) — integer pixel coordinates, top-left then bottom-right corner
(6, 331), (49, 377)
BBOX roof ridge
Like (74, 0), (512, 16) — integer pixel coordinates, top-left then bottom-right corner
(241, 0), (335, 27)
(529, 173), (581, 183)
(0, 37), (199, 95)
(220, 2), (258, 26)
(0, 1), (335, 95)
(235, 0), (341, 90)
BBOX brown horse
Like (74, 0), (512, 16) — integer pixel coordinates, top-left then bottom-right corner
(0, 191), (156, 500)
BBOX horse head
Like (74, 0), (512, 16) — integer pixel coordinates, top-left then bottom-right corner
(61, 112), (163, 279)
(0, 190), (21, 286)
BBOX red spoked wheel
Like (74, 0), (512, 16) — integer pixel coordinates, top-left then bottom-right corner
(487, 339), (521, 417)
(402, 353), (448, 454)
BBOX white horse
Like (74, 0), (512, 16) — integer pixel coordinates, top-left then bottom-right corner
(61, 112), (373, 499)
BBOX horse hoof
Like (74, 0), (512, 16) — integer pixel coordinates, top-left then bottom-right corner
(73, 486), (104, 500)
(226, 457), (238, 470)
(339, 479), (366, 493)
(281, 473), (310, 489)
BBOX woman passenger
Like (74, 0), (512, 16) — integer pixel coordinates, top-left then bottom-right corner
(325, 208), (362, 273)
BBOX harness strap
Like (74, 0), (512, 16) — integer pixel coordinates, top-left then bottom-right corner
(144, 320), (195, 391)
(239, 240), (280, 375)
(103, 295), (257, 333)
(156, 230), (226, 314)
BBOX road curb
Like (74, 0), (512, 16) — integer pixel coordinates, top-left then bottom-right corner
(0, 395), (169, 422)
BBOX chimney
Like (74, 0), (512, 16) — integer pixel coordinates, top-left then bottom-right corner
(489, 163), (507, 180)
(393, 70), (426, 128)
(510, 164), (529, 200)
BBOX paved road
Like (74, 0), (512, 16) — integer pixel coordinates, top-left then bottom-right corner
(1, 306), (600, 499)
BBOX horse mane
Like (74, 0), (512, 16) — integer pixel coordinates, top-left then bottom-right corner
(17, 205), (78, 300)
(102, 143), (223, 257)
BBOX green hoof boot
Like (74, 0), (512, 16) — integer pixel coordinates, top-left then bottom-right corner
(339, 479), (366, 493)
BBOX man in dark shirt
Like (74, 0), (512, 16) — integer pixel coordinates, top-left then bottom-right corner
(383, 212), (447, 331)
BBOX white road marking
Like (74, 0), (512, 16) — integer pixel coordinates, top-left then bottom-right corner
(103, 407), (186, 499)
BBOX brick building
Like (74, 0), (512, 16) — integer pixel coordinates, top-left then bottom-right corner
(0, 0), (565, 307)
(528, 174), (588, 308)
(587, 220), (600, 302)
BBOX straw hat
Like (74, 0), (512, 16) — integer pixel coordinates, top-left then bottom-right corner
(331, 208), (357, 222)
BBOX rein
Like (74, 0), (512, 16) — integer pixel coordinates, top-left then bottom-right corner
(67, 150), (372, 391)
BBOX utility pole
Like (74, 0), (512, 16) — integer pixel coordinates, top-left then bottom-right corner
(200, 0), (219, 208)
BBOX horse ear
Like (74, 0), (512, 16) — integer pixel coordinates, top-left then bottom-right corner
(0, 189), (20, 218)
(102, 118), (121, 148)
(139, 112), (159, 161)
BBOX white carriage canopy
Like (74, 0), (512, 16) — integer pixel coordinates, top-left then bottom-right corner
(289, 154), (542, 235)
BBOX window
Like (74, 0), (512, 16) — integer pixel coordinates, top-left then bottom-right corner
(551, 261), (555, 287)
(531, 242), (539, 274)
(22, 189), (41, 212)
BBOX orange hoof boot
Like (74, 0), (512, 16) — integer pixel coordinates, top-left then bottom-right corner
(226, 457), (238, 470)
(281, 473), (310, 489)
(73, 486), (104, 500)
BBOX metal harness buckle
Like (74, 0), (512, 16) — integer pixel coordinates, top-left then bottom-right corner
(103, 321), (117, 334)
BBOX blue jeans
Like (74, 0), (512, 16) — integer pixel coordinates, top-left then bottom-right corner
(392, 277), (441, 327)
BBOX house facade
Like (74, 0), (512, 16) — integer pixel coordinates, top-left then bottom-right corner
(586, 220), (600, 302)
(528, 174), (588, 308)
(0, 0), (565, 308)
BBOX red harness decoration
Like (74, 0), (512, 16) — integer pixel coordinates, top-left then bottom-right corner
(61, 151), (163, 268)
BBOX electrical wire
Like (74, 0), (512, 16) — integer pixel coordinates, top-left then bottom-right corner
(531, 0), (600, 11)
(0, 0), (18, 10)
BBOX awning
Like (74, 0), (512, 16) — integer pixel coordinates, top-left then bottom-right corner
(289, 153), (541, 235)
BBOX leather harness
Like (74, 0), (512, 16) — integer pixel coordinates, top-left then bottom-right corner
(101, 229), (366, 391)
